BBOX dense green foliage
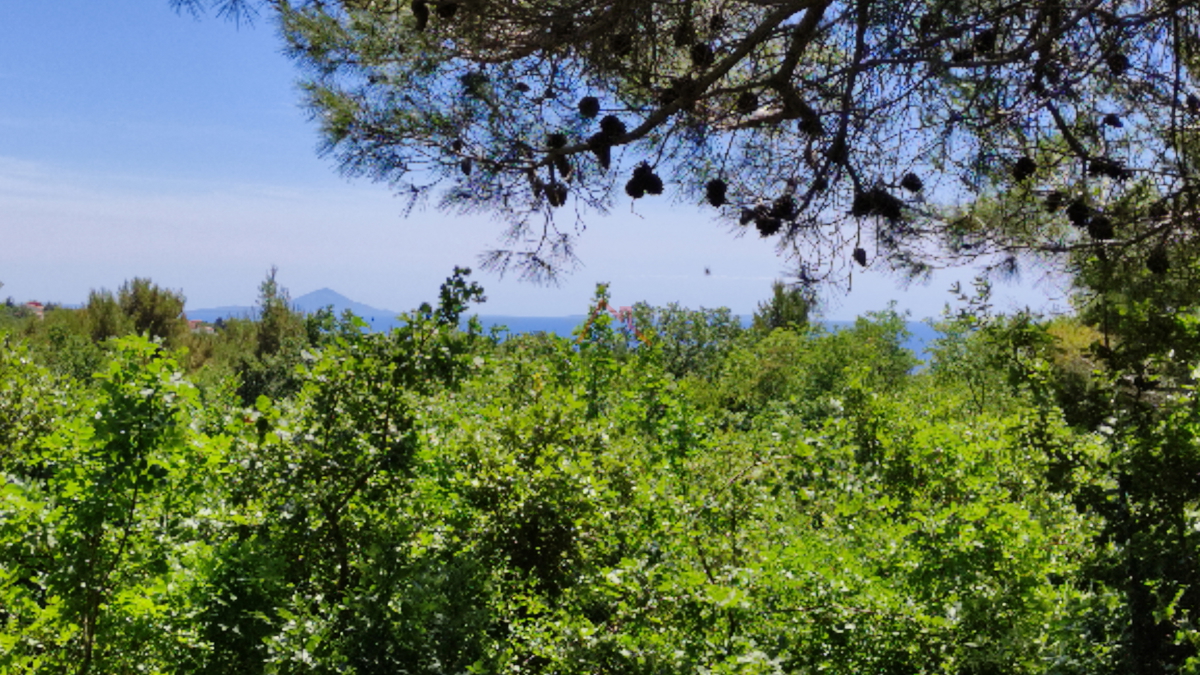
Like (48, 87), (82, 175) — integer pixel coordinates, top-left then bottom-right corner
(122, 0), (1200, 668)
(3, 269), (1200, 673)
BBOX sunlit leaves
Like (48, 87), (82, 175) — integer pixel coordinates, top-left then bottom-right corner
(0, 277), (1152, 672)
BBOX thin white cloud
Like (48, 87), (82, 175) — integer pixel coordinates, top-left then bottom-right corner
(0, 156), (500, 305)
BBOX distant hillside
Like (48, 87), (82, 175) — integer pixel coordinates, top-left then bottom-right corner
(291, 288), (400, 326)
(184, 288), (402, 327)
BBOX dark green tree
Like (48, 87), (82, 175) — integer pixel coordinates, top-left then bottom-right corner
(229, 267), (309, 404)
(1043, 214), (1200, 674)
(85, 289), (128, 343)
(929, 242), (1200, 673)
(83, 279), (187, 345)
(117, 278), (187, 345)
(252, 266), (304, 358)
(752, 279), (811, 333)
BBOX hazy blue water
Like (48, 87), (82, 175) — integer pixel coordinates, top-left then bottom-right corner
(471, 316), (941, 363)
(187, 303), (942, 362)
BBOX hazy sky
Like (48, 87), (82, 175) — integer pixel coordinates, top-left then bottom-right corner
(0, 2), (1070, 319)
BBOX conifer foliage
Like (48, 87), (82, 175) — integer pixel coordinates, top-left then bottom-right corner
(178, 0), (1200, 286)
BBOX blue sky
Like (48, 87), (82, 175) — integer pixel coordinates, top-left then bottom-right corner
(0, 2), (1069, 319)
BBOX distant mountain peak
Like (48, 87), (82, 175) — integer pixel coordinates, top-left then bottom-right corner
(291, 288), (397, 319)
(294, 288), (352, 305)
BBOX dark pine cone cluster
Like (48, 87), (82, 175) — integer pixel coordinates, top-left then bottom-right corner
(1066, 199), (1091, 226)
(739, 194), (800, 237)
(851, 187), (904, 222)
(626, 163), (664, 199)
(673, 19), (695, 48)
(1088, 158), (1132, 181)
(609, 33), (633, 56)
(1087, 215), (1114, 240)
(599, 115), (626, 138)
(661, 77), (700, 110)
(587, 115), (627, 171)
(411, 1), (457, 30)
(771, 195), (797, 220)
(1147, 247), (1169, 275)
(547, 132), (571, 179)
(736, 92), (759, 115)
(1062, 198), (1114, 240)
(411, 0), (429, 30)
(1106, 50), (1130, 76)
(705, 179), (728, 207)
(1012, 156), (1037, 181)
(545, 181), (569, 208)
(974, 28), (997, 53)
(578, 96), (601, 118)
